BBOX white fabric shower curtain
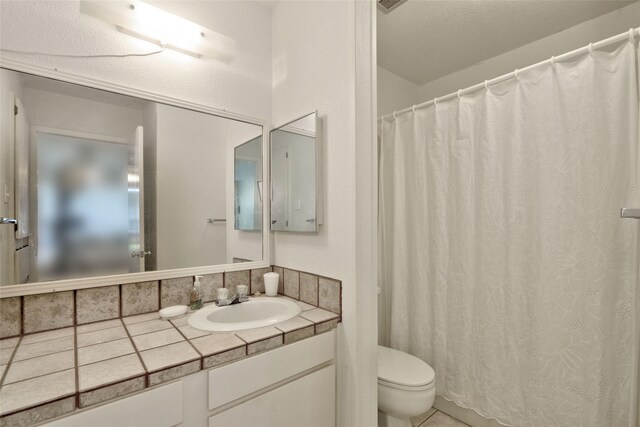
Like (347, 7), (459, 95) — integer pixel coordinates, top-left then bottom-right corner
(379, 40), (639, 427)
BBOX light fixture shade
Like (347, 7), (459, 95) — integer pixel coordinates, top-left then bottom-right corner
(80, 0), (235, 61)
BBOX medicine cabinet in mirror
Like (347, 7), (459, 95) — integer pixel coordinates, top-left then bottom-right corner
(270, 112), (322, 233)
(0, 67), (266, 287)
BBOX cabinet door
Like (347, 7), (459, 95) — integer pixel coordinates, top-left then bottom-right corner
(209, 365), (335, 427)
(45, 381), (182, 427)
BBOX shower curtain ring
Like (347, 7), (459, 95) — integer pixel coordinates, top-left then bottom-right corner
(412, 105), (416, 113)
(588, 43), (594, 55)
(484, 80), (489, 91)
(550, 56), (556, 69)
(392, 111), (397, 119)
(630, 28), (635, 44)
(433, 97), (438, 107)
(457, 89), (462, 100)
(514, 69), (519, 79)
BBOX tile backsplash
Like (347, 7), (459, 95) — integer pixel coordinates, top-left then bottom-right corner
(0, 266), (342, 338)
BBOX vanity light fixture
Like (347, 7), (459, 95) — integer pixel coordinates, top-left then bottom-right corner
(79, 0), (235, 61)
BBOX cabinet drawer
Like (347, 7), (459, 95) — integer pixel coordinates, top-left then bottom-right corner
(209, 365), (335, 427)
(208, 330), (335, 410)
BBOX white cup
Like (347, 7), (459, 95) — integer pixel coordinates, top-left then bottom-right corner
(263, 272), (279, 297)
(216, 287), (229, 301)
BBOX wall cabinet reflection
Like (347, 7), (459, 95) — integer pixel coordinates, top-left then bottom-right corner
(270, 112), (321, 233)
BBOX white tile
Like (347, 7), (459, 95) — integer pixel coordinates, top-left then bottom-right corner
(190, 333), (245, 356)
(235, 326), (282, 344)
(76, 319), (123, 334)
(132, 328), (184, 351)
(77, 326), (128, 347)
(122, 312), (160, 325)
(77, 338), (135, 366)
(0, 337), (20, 350)
(139, 341), (200, 372)
(13, 336), (74, 361)
(20, 327), (74, 345)
(78, 354), (144, 391)
(3, 350), (75, 384)
(0, 369), (75, 415)
(424, 411), (469, 427)
(299, 308), (340, 324)
(125, 319), (173, 336)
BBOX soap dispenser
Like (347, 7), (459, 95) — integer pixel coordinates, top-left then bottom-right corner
(190, 275), (204, 310)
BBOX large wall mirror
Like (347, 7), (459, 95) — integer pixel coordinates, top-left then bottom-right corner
(270, 112), (321, 233)
(0, 67), (266, 287)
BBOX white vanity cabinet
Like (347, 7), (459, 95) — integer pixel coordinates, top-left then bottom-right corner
(44, 330), (336, 427)
(208, 330), (336, 427)
(45, 381), (183, 427)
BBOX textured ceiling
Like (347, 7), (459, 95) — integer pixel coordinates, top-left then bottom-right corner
(377, 0), (635, 85)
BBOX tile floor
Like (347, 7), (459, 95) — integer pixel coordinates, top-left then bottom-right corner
(412, 409), (470, 426)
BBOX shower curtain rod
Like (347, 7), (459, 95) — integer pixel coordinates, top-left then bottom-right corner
(379, 27), (640, 122)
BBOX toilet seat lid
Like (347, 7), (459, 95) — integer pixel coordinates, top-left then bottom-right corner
(378, 346), (435, 388)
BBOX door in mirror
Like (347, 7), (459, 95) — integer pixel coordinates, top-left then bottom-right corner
(270, 112), (321, 233)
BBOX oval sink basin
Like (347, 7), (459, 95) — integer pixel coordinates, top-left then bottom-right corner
(188, 297), (302, 332)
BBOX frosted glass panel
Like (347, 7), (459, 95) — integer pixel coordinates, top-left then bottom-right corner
(37, 134), (130, 281)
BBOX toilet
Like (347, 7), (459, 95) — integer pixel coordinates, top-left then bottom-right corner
(378, 345), (436, 427)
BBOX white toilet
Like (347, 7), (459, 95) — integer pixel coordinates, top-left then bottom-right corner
(378, 345), (436, 427)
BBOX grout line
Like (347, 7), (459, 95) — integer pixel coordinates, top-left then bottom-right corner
(121, 321), (149, 388)
(73, 325), (79, 409)
(118, 284), (123, 318)
(0, 336), (22, 386)
(157, 280), (161, 311)
(19, 296), (24, 335)
(73, 290), (77, 326)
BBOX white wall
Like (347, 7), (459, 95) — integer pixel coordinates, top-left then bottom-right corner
(155, 104), (227, 270)
(417, 2), (640, 102)
(272, 1), (377, 425)
(0, 0), (272, 121)
(23, 87), (143, 140)
(377, 66), (419, 117)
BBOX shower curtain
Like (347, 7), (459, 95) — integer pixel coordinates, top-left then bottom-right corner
(379, 40), (639, 426)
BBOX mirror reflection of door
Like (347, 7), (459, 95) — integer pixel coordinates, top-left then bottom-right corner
(36, 129), (144, 281)
(128, 126), (145, 273)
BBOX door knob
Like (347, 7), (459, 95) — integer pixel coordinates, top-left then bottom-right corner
(0, 217), (17, 225)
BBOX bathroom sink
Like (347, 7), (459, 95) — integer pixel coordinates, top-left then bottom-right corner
(188, 297), (302, 332)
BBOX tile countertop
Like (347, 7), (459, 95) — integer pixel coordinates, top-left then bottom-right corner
(0, 296), (340, 426)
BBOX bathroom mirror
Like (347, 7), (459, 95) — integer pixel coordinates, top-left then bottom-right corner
(234, 136), (263, 231)
(270, 112), (322, 233)
(0, 67), (265, 286)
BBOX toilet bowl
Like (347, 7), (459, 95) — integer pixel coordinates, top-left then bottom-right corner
(378, 345), (436, 427)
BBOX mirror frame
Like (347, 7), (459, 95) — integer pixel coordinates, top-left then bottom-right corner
(269, 111), (323, 233)
(0, 58), (271, 297)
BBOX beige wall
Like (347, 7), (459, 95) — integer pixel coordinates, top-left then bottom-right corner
(377, 65), (419, 117)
